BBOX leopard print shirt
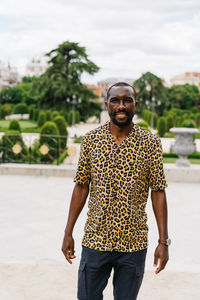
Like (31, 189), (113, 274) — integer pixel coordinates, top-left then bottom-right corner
(74, 121), (167, 252)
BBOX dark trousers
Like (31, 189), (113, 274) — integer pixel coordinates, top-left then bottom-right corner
(78, 246), (147, 300)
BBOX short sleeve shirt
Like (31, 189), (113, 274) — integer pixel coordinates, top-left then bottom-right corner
(74, 121), (167, 252)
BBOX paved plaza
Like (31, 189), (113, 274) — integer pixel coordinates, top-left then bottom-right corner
(0, 174), (200, 299)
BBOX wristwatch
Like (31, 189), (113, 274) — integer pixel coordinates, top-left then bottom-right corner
(158, 238), (171, 246)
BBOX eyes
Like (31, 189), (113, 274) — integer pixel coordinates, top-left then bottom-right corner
(109, 97), (134, 105)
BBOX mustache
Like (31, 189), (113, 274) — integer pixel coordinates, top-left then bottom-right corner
(114, 110), (128, 115)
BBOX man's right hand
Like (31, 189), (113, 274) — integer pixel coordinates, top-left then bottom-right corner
(61, 234), (76, 264)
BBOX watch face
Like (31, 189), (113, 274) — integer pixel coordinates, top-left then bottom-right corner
(166, 238), (171, 246)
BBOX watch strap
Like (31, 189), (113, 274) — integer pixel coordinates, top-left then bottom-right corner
(158, 238), (171, 246)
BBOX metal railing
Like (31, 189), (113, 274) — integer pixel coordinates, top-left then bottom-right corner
(0, 133), (68, 165)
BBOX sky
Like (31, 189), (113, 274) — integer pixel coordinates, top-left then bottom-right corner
(1, 0), (200, 83)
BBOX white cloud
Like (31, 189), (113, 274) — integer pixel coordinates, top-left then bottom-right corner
(0, 0), (200, 82)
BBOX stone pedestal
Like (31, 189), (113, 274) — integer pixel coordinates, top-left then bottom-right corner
(170, 128), (199, 167)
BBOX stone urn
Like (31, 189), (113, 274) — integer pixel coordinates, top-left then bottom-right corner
(170, 128), (199, 167)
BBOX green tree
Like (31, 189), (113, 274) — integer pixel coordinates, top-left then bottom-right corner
(32, 41), (99, 110)
(0, 86), (23, 104)
(167, 84), (199, 110)
(0, 77), (38, 106)
(134, 72), (168, 116)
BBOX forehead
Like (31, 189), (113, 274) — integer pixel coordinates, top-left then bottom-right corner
(108, 86), (134, 98)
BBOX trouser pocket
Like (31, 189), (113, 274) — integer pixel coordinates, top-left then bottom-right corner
(77, 261), (87, 299)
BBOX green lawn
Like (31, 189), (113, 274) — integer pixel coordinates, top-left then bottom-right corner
(0, 120), (37, 129)
(163, 158), (200, 164)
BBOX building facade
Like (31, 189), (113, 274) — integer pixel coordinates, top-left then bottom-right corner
(170, 72), (200, 89)
(25, 56), (47, 77)
(0, 62), (20, 91)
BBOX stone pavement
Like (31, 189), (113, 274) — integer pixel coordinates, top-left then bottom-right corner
(0, 175), (200, 299)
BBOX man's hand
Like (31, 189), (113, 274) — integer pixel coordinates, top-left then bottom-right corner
(62, 234), (76, 264)
(153, 244), (169, 274)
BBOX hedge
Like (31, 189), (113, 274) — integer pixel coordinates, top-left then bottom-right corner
(53, 116), (68, 149)
(157, 117), (167, 137)
(13, 103), (28, 114)
(8, 120), (21, 132)
(0, 130), (28, 163)
(38, 111), (46, 127)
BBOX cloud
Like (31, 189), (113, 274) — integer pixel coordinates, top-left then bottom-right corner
(0, 0), (200, 82)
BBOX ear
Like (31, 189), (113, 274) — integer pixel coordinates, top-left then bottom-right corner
(134, 101), (138, 110)
(105, 101), (108, 110)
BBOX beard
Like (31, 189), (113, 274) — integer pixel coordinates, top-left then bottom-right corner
(109, 110), (134, 127)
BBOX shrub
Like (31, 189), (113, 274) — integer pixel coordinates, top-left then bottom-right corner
(188, 152), (200, 159)
(181, 119), (195, 128)
(146, 111), (152, 126)
(53, 116), (68, 149)
(60, 110), (69, 123)
(75, 110), (80, 124)
(28, 105), (35, 120)
(38, 111), (46, 127)
(68, 110), (73, 125)
(191, 107), (198, 114)
(33, 109), (39, 121)
(13, 103), (28, 114)
(0, 130), (28, 163)
(157, 117), (167, 137)
(152, 112), (158, 128)
(163, 152), (178, 158)
(164, 132), (174, 138)
(51, 111), (60, 119)
(36, 121), (60, 162)
(8, 120), (21, 132)
(137, 121), (149, 131)
(29, 107), (34, 120)
(0, 104), (12, 117)
(0, 105), (4, 119)
(195, 113), (200, 126)
(46, 110), (51, 121)
(166, 115), (174, 131)
(68, 110), (80, 125)
(142, 109), (149, 122)
(74, 136), (83, 143)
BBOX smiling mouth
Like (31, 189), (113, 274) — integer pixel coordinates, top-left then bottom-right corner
(115, 112), (127, 117)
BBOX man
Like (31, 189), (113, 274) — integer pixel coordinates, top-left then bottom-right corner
(62, 82), (170, 300)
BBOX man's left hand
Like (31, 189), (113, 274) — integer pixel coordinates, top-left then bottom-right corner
(153, 244), (169, 274)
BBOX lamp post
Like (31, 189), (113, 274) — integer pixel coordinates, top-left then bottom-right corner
(66, 95), (82, 126)
(145, 83), (158, 129)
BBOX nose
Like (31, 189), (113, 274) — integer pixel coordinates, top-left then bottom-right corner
(118, 99), (126, 110)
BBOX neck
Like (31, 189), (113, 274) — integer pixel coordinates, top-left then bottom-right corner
(110, 120), (133, 139)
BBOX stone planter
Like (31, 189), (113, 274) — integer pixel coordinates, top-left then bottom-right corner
(170, 128), (199, 167)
